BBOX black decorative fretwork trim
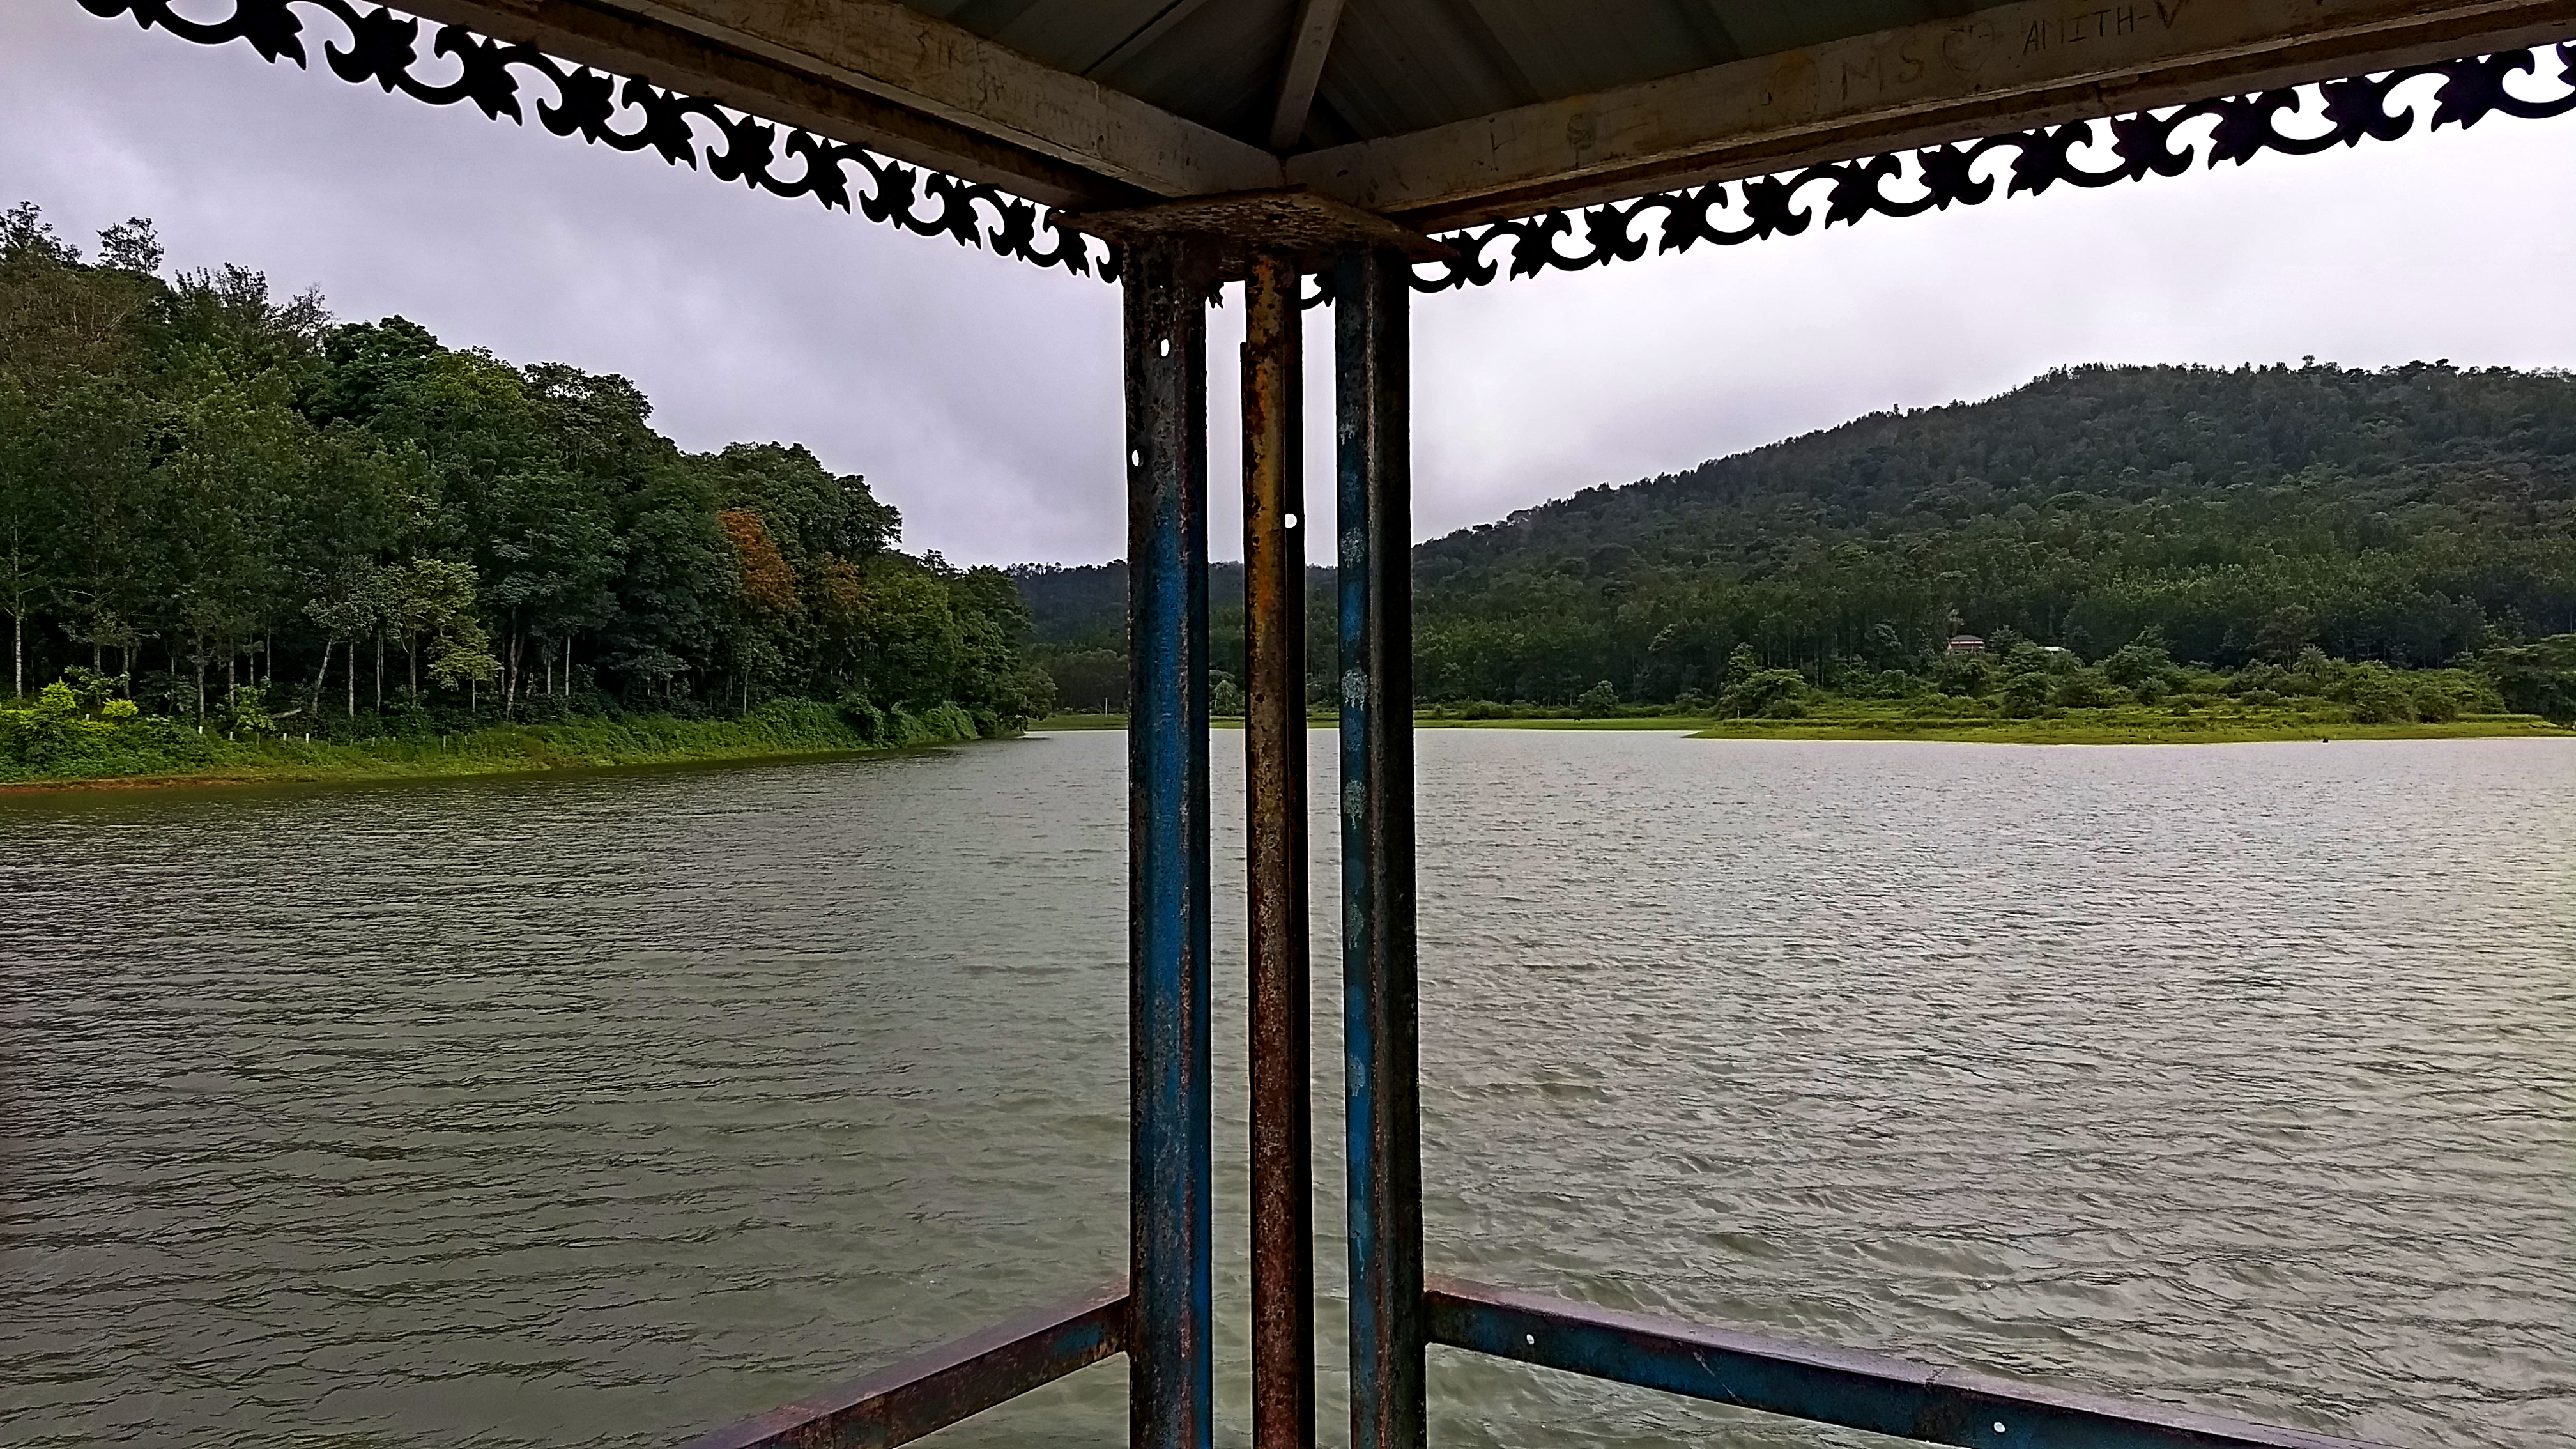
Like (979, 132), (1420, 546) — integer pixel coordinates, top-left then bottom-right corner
(1406, 41), (2576, 293)
(80, 1), (2576, 295)
(79, 0), (1120, 279)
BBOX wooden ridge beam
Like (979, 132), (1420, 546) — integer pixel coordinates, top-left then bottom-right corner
(1268, 0), (1347, 151)
(1285, 0), (2576, 230)
(1056, 188), (1454, 280)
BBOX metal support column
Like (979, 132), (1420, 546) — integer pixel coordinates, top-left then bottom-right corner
(1241, 249), (1315, 1449)
(1335, 247), (1424, 1449)
(1125, 234), (1218, 1449)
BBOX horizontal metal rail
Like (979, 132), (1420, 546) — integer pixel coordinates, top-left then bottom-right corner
(1425, 1275), (2390, 1449)
(681, 1282), (1128, 1449)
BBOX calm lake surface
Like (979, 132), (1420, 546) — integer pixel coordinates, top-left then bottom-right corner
(4, 732), (2570, 1449)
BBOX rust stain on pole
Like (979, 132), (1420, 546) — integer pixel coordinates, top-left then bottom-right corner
(1241, 248), (1316, 1449)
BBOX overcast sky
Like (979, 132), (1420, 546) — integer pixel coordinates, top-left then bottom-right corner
(6, 6), (2573, 565)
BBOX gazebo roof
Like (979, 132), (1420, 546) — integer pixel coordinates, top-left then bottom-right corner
(904, 0), (2035, 148)
(397, 0), (2575, 228)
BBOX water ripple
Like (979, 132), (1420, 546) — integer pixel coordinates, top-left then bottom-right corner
(2, 734), (2569, 1448)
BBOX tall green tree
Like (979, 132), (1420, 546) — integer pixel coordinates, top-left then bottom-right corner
(0, 203), (1046, 735)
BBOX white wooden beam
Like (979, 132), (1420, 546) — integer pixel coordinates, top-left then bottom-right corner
(397, 0), (1282, 207)
(1287, 0), (2576, 229)
(1268, 0), (1347, 151)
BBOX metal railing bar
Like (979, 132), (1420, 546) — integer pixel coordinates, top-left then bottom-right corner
(678, 1282), (1130, 1449)
(1425, 1275), (2393, 1449)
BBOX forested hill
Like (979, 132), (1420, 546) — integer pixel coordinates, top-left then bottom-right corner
(0, 204), (1051, 739)
(1022, 362), (2574, 710)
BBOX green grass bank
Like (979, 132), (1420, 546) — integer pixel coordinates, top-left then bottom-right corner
(26, 696), (2547, 793)
(0, 696), (992, 792)
(1036, 704), (2570, 744)
(1686, 709), (2569, 745)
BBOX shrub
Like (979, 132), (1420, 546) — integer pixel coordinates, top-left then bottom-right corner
(836, 691), (889, 742)
(2053, 671), (2113, 708)
(2407, 668), (2501, 723)
(2341, 664), (2416, 724)
(1932, 654), (1994, 698)
(1719, 668), (1805, 717)
(2467, 635), (2576, 724)
(1865, 670), (1922, 699)
(2101, 640), (2175, 690)
(224, 686), (278, 736)
(1999, 671), (2053, 717)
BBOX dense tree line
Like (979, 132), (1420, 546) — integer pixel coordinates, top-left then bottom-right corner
(0, 205), (1050, 738)
(1012, 560), (1337, 716)
(1019, 362), (2575, 720)
(1413, 361), (2573, 705)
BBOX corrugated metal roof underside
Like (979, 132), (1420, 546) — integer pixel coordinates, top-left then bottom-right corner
(900, 0), (2028, 150)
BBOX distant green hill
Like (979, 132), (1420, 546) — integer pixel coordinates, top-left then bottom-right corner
(1019, 362), (2575, 715)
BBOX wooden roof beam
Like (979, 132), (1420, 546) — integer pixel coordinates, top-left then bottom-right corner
(1268, 0), (1348, 150)
(396, 0), (1284, 209)
(1055, 186), (1454, 279)
(1286, 0), (2576, 229)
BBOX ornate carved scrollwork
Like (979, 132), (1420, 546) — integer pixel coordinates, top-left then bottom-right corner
(78, 0), (1120, 279)
(1407, 42), (2576, 292)
(77, 1), (2576, 294)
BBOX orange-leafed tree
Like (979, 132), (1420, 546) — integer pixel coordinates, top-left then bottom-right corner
(717, 507), (801, 709)
(719, 508), (799, 618)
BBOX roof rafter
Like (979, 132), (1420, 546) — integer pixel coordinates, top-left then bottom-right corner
(1084, 0), (1218, 81)
(1267, 0), (1346, 150)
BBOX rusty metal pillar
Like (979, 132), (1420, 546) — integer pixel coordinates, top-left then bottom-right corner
(1125, 234), (1218, 1449)
(1335, 246), (1423, 1449)
(1241, 249), (1315, 1449)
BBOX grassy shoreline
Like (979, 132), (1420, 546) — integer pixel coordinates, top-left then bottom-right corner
(19, 705), (2557, 794)
(0, 703), (996, 795)
(1685, 714), (2567, 745)
(1035, 710), (2571, 744)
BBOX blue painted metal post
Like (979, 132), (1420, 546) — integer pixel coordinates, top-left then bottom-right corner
(1335, 246), (1425, 1449)
(1125, 234), (1218, 1449)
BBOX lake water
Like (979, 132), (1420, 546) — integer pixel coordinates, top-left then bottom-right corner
(3, 732), (2570, 1449)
